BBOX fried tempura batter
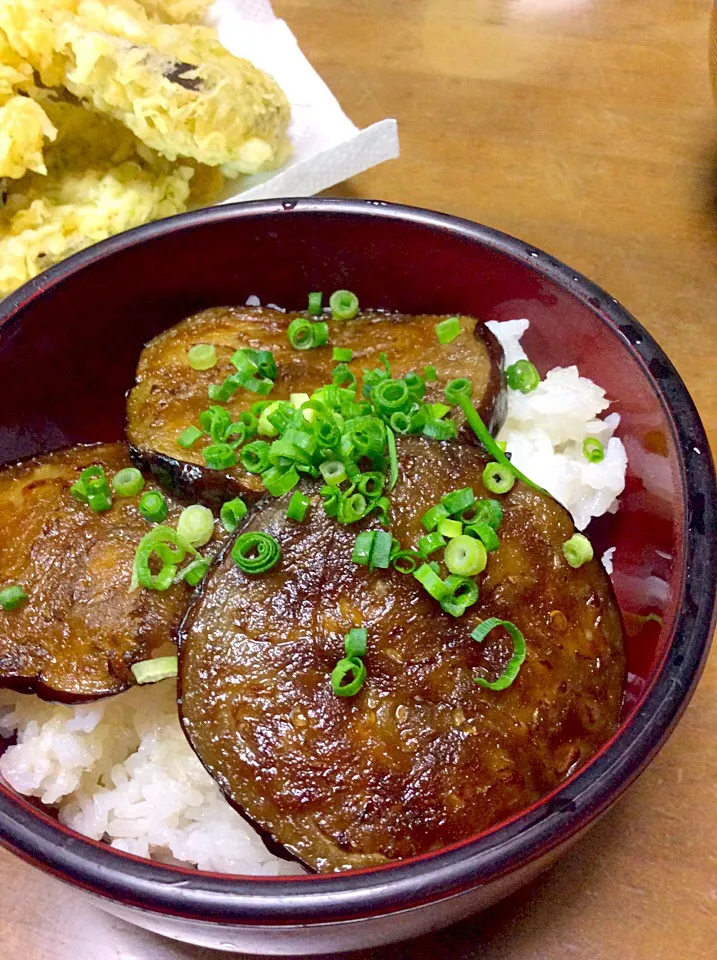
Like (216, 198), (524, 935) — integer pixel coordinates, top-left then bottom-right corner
(0, 0), (291, 298)
(0, 0), (290, 175)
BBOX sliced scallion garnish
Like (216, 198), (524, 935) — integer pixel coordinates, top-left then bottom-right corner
(435, 316), (462, 344)
(329, 289), (359, 321)
(111, 467), (145, 498)
(0, 584), (28, 611)
(286, 490), (310, 522)
(220, 497), (248, 533)
(562, 533), (594, 568)
(232, 532), (281, 574)
(583, 436), (605, 463)
(506, 360), (540, 394)
(131, 655), (179, 685)
(444, 534), (487, 577)
(187, 343), (217, 371)
(138, 490), (168, 523)
(177, 504), (214, 547)
(331, 656), (366, 696)
(471, 618), (527, 690)
(482, 462), (515, 495)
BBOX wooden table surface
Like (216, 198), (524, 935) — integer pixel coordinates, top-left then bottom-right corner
(2, 0), (716, 957)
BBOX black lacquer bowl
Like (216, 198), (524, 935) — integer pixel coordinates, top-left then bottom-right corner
(0, 199), (714, 954)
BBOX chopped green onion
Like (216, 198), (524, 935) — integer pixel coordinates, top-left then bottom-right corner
(111, 467), (145, 498)
(373, 495), (391, 527)
(352, 531), (374, 565)
(471, 498), (503, 531)
(506, 360), (540, 394)
(132, 526), (193, 591)
(386, 426), (398, 492)
(207, 375), (242, 402)
(482, 462), (515, 495)
(329, 289), (359, 321)
(441, 574), (479, 617)
(177, 426), (203, 449)
(435, 316), (462, 344)
(414, 563), (450, 601)
(287, 490), (310, 522)
(333, 347), (353, 362)
(177, 504), (214, 547)
(262, 466), (299, 497)
(319, 460), (347, 486)
(430, 402), (451, 420)
(310, 321), (329, 347)
(466, 521), (500, 552)
(441, 486), (476, 516)
(331, 656), (366, 696)
(422, 416), (457, 441)
(290, 392), (311, 409)
(138, 490), (168, 523)
(392, 549), (422, 574)
(131, 655), (179, 685)
(389, 411), (411, 434)
(203, 443), (237, 471)
(257, 401), (282, 437)
(418, 531), (447, 556)
(437, 518), (463, 539)
(0, 584), (28, 611)
(199, 405), (231, 442)
(232, 531), (281, 574)
(344, 627), (368, 659)
(457, 396), (547, 494)
(563, 533), (594, 568)
(338, 491), (368, 524)
(232, 347), (277, 384)
(372, 378), (411, 415)
(444, 378), (473, 404)
(471, 618), (527, 690)
(240, 440), (271, 474)
(180, 557), (210, 587)
(71, 465), (113, 513)
(357, 472), (385, 498)
(187, 344), (217, 371)
(583, 436), (605, 463)
(307, 291), (323, 315)
(424, 365), (437, 382)
(421, 502), (449, 532)
(444, 534), (487, 577)
(220, 497), (248, 532)
(368, 530), (393, 570)
(288, 317), (328, 350)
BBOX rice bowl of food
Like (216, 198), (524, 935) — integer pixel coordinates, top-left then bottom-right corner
(0, 198), (714, 954)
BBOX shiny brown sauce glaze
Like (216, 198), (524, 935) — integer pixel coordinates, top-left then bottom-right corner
(127, 306), (505, 504)
(0, 443), (227, 702)
(179, 436), (625, 872)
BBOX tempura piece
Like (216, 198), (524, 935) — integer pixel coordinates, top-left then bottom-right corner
(135, 0), (213, 24)
(0, 96), (57, 178)
(0, 160), (193, 296)
(0, 0), (291, 176)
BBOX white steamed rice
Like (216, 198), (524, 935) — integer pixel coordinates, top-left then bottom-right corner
(0, 316), (626, 874)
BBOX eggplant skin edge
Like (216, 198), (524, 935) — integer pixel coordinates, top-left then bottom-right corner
(127, 318), (507, 508)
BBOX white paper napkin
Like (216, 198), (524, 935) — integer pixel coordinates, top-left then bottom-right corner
(207, 0), (399, 202)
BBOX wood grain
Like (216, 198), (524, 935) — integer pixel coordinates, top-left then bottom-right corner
(2, 0), (716, 956)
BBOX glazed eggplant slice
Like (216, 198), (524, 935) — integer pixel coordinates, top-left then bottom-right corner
(127, 306), (505, 504)
(179, 436), (625, 872)
(0, 443), (227, 702)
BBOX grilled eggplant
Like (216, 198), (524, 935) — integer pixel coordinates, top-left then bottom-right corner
(127, 306), (505, 505)
(179, 436), (625, 872)
(0, 443), (226, 702)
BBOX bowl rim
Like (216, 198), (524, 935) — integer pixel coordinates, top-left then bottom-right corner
(0, 197), (715, 925)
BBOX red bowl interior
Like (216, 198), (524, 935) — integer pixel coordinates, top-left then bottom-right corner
(0, 199), (713, 925)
